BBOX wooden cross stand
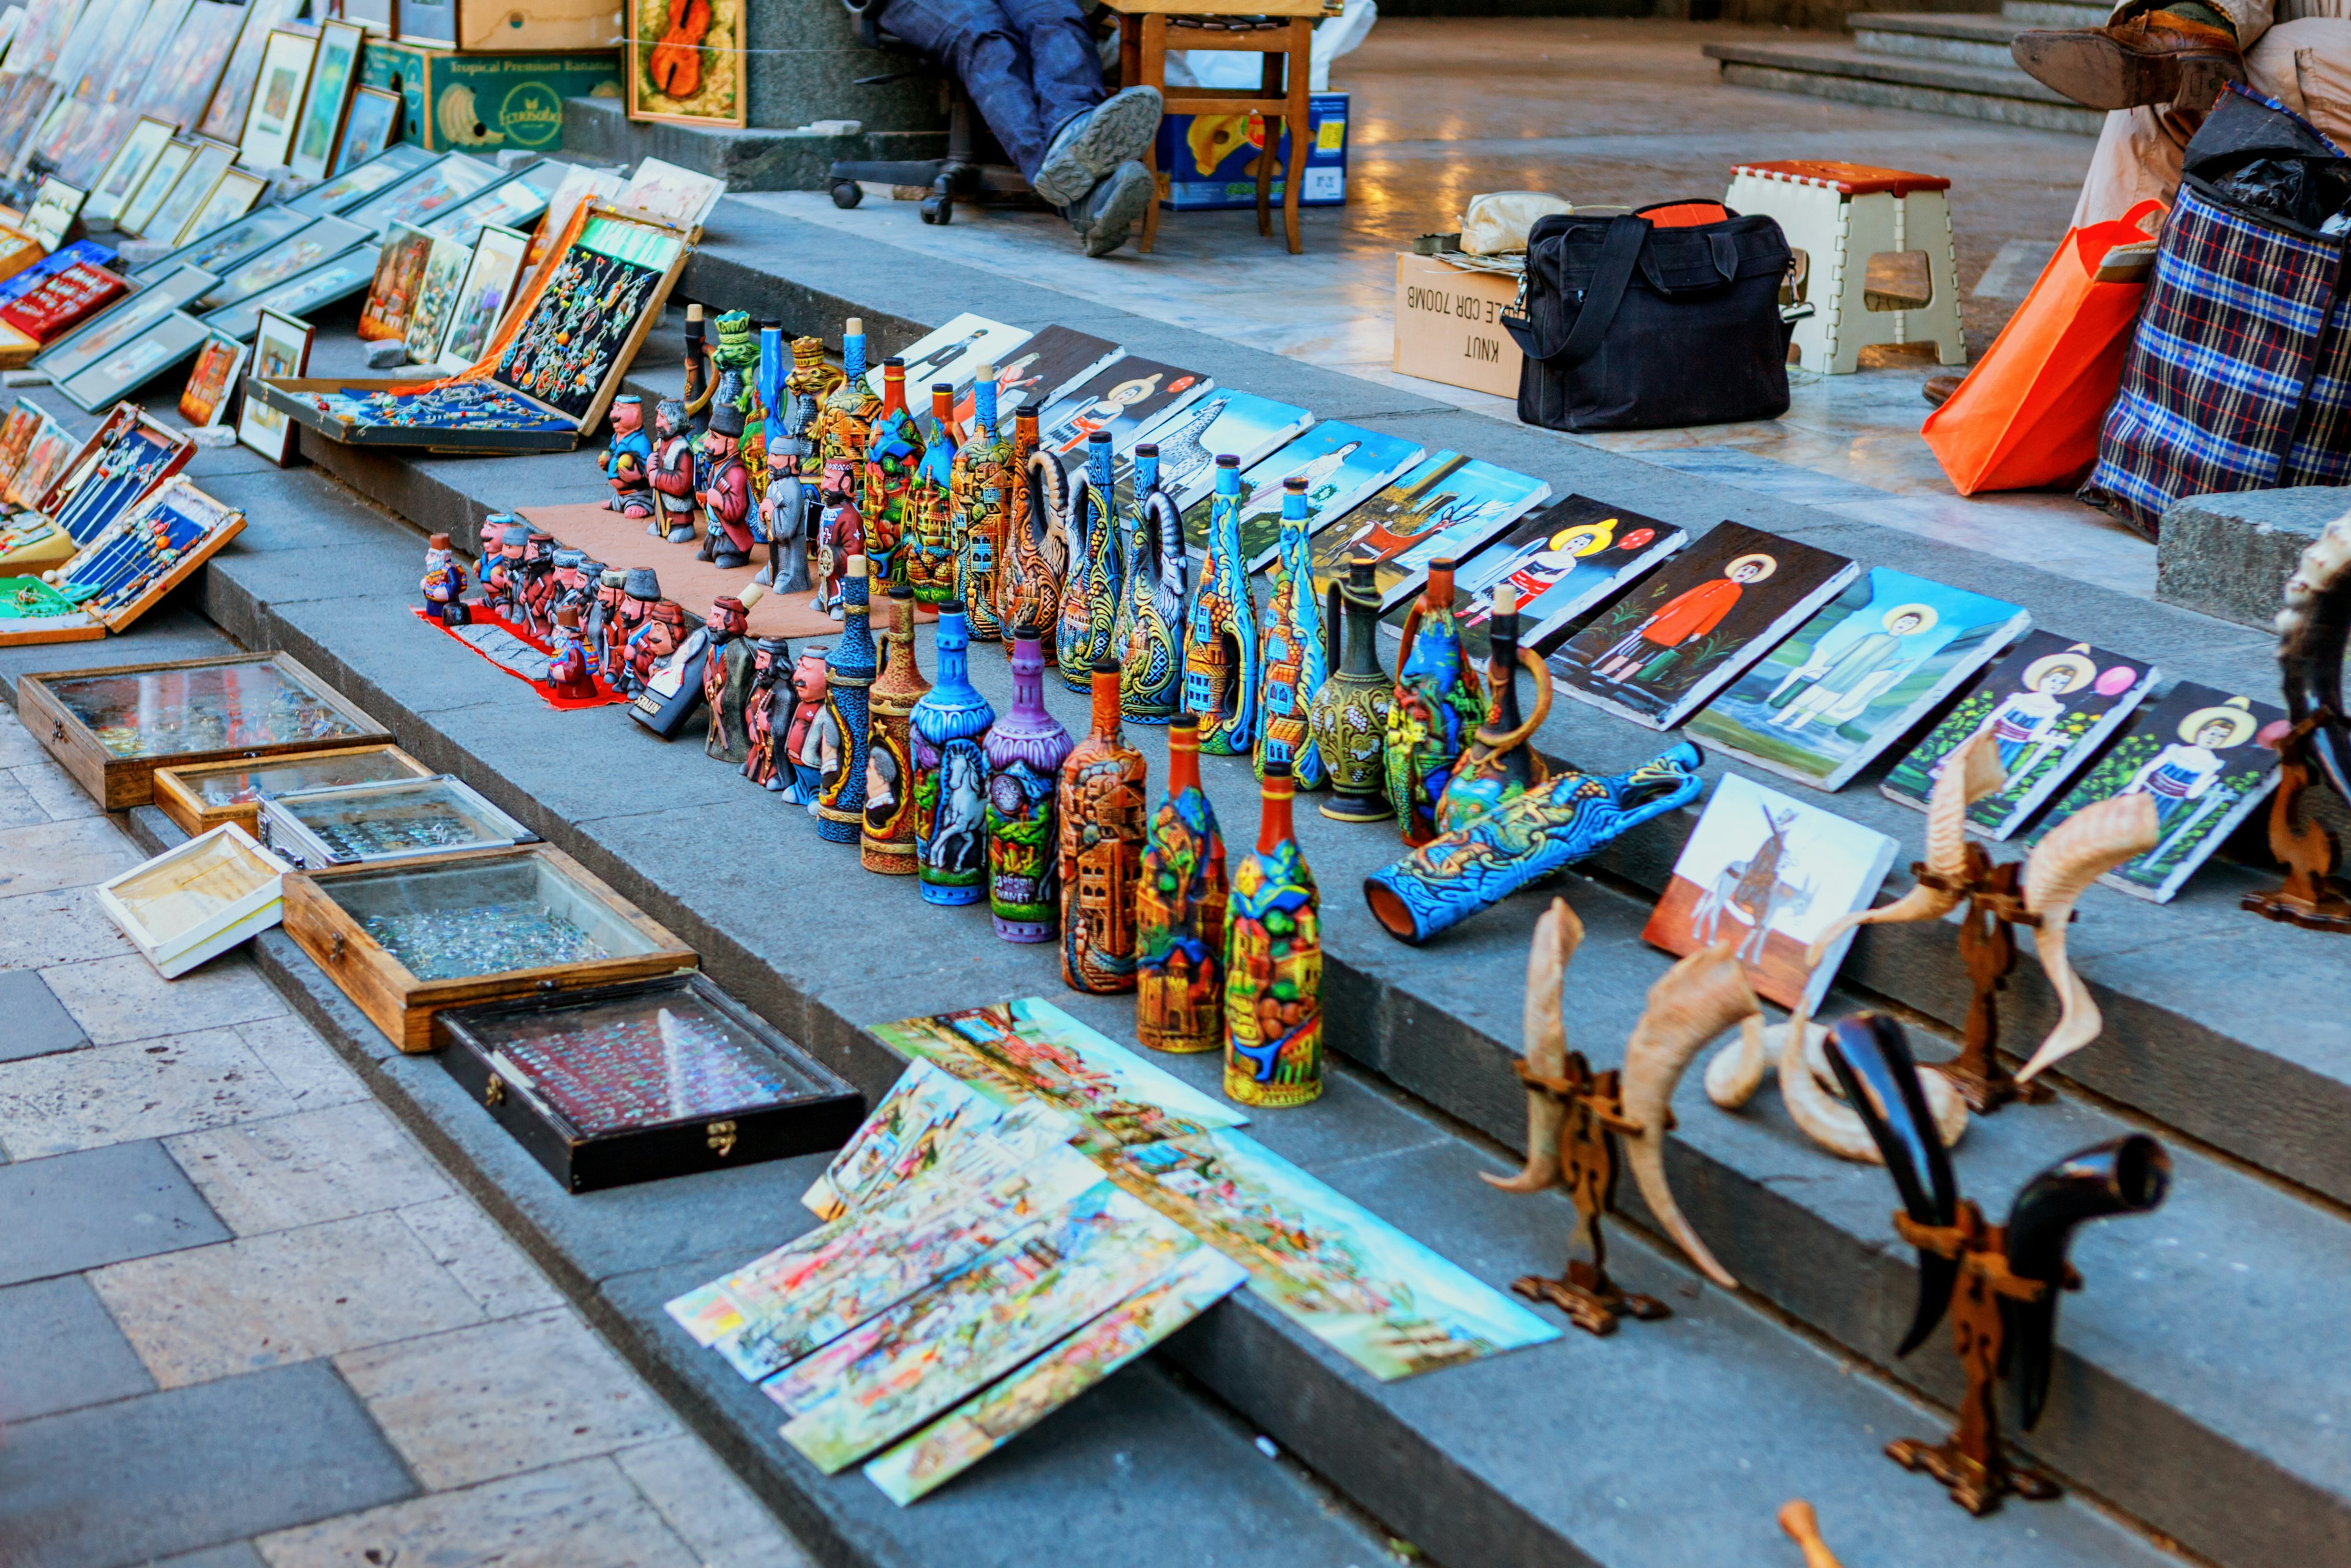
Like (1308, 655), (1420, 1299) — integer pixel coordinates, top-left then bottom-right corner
(2242, 717), (2351, 932)
(1913, 847), (2054, 1113)
(1506, 1053), (1671, 1335)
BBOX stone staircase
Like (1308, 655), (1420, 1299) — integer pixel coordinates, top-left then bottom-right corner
(1704, 0), (2112, 132)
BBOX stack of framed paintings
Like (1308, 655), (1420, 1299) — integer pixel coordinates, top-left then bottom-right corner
(419, 157), (561, 247)
(170, 165), (266, 247)
(200, 240), (378, 340)
(136, 0), (244, 132)
(0, 476), (241, 646)
(1127, 386), (1310, 514)
(33, 265), (218, 407)
(343, 150), (498, 239)
(134, 201), (306, 283)
(252, 203), (692, 452)
(195, 214), (367, 312)
(282, 140), (430, 219)
(18, 174), (82, 247)
(54, 305), (210, 408)
(196, 0), (304, 144)
(400, 231), (467, 364)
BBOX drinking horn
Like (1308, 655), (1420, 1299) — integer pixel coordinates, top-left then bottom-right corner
(2002, 1135), (2169, 1430)
(2012, 792), (2157, 1084)
(1822, 1013), (1960, 1356)
(1806, 727), (2004, 967)
(1704, 1017), (1968, 1163)
(1619, 940), (1761, 1291)
(2278, 512), (2351, 802)
(1482, 896), (1584, 1194)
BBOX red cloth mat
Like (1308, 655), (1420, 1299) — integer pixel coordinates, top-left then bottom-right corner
(518, 501), (845, 639)
(410, 604), (629, 711)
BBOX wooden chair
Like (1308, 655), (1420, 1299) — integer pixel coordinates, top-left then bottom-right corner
(1105, 0), (1329, 255)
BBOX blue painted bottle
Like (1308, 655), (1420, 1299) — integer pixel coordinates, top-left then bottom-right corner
(1116, 442), (1187, 726)
(1182, 455), (1259, 756)
(912, 609), (997, 906)
(1254, 476), (1329, 789)
(814, 555), (876, 844)
(1057, 430), (1122, 691)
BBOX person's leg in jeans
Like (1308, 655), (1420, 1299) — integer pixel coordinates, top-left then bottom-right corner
(998, 0), (1107, 147)
(879, 0), (1053, 177)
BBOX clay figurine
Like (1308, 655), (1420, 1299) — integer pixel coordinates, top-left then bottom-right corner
(1060, 657), (1149, 993)
(590, 567), (630, 680)
(420, 531), (470, 625)
(1001, 412), (1067, 660)
(516, 530), (558, 637)
(986, 625), (1074, 942)
(482, 523), (528, 620)
(1115, 441), (1186, 726)
(863, 585), (931, 874)
(906, 381), (961, 608)
(741, 636), (792, 791)
(626, 600), (695, 728)
(1310, 550), (1394, 820)
(546, 607), (599, 701)
(816, 556), (877, 844)
(601, 394), (654, 517)
(953, 367), (1011, 642)
(611, 567), (662, 695)
(1137, 713), (1228, 1054)
(1385, 558), (1484, 845)
(784, 645), (832, 808)
(1254, 477), (1329, 789)
(700, 392), (756, 569)
(814, 456), (864, 620)
(648, 398), (698, 544)
(1056, 430), (1122, 691)
(912, 608), (996, 906)
(1183, 456), (1260, 756)
(1224, 759), (1321, 1107)
(700, 584), (766, 763)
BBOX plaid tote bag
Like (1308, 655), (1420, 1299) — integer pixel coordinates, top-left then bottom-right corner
(2081, 90), (2351, 536)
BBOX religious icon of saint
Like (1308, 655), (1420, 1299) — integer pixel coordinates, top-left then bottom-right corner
(1592, 552), (1777, 685)
(1764, 602), (1938, 732)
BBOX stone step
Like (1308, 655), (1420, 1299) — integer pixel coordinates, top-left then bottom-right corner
(1853, 10), (2031, 67)
(1704, 37), (2104, 133)
(2002, 0), (2111, 23)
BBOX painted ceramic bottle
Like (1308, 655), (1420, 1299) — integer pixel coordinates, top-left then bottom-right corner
(1002, 416), (1067, 666)
(1117, 443), (1187, 726)
(811, 320), (881, 541)
(862, 585), (931, 874)
(985, 626), (1074, 942)
(1384, 557), (1485, 846)
(1057, 430), (1123, 692)
(1138, 714), (1228, 1053)
(1254, 478), (1329, 789)
(912, 609), (996, 906)
(1433, 585), (1551, 837)
(1057, 658), (1149, 992)
(1183, 455), (1259, 756)
(861, 359), (923, 593)
(1224, 760), (1321, 1108)
(907, 382), (961, 609)
(1310, 551), (1396, 821)
(815, 556), (877, 845)
(953, 368), (1010, 642)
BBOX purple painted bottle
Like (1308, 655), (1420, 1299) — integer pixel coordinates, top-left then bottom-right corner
(984, 624), (1074, 942)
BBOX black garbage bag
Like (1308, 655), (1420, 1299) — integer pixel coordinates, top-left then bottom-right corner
(2183, 86), (2351, 236)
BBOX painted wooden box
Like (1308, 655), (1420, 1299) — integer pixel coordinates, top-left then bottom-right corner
(152, 744), (435, 837)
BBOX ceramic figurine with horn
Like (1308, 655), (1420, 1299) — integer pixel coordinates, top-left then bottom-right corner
(2246, 512), (2351, 931)
(907, 381), (962, 608)
(1224, 760), (1321, 1107)
(912, 609), (996, 906)
(1828, 1013), (2169, 1514)
(1138, 713), (1228, 1053)
(986, 625), (1074, 941)
(954, 367), (1011, 642)
(1486, 908), (1758, 1332)
(1058, 430), (1122, 691)
(1060, 657), (1149, 992)
(816, 557), (877, 845)
(648, 398), (698, 544)
(420, 533), (470, 625)
(1256, 476), (1330, 789)
(1003, 422), (1068, 662)
(1183, 454), (1260, 756)
(601, 395), (653, 518)
(1804, 729), (2156, 1109)
(863, 585), (931, 874)
(1116, 441), (1187, 726)
(1385, 558), (1483, 845)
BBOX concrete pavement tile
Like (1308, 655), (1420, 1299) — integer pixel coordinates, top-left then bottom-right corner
(253, 1456), (700, 1568)
(395, 1196), (565, 1320)
(0, 1275), (156, 1422)
(0, 707), (45, 767)
(233, 1014), (369, 1112)
(334, 1306), (681, 1491)
(149, 1547), (268, 1568)
(40, 951), (287, 1046)
(91, 1209), (487, 1388)
(0, 1359), (413, 1568)
(0, 1028), (287, 1157)
(0, 1139), (228, 1285)
(167, 1102), (452, 1237)
(13, 759), (100, 820)
(0, 885), (138, 970)
(0, 816), (141, 898)
(613, 1436), (815, 1568)
(0, 967), (87, 1062)
(0, 767), (47, 827)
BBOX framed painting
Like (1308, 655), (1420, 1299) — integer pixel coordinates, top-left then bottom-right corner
(54, 308), (210, 412)
(400, 232), (467, 364)
(330, 84), (400, 176)
(138, 0), (245, 132)
(342, 152), (496, 239)
(283, 141), (432, 219)
(615, 157), (724, 230)
(195, 0), (302, 144)
(419, 166), (555, 246)
(627, 0), (743, 129)
(197, 214), (366, 309)
(177, 329), (246, 427)
(138, 137), (238, 246)
(84, 115), (174, 227)
(237, 304), (309, 463)
(356, 222), (431, 343)
(286, 18), (362, 182)
(236, 27), (316, 170)
(171, 165), (266, 247)
(200, 244), (375, 340)
(32, 264), (215, 384)
(18, 175), (82, 249)
(137, 203), (310, 285)
(120, 138), (201, 241)
(432, 220), (526, 371)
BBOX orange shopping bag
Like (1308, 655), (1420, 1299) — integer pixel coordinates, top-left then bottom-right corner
(1923, 200), (2165, 495)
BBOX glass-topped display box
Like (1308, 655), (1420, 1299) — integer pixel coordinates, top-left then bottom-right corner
(281, 844), (697, 1052)
(153, 744), (434, 836)
(437, 973), (864, 1192)
(19, 652), (391, 809)
(259, 775), (537, 869)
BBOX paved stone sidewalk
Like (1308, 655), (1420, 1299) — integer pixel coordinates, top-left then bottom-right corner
(0, 705), (815, 1568)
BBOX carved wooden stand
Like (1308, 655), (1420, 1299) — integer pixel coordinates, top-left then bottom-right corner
(1916, 850), (2053, 1113)
(1886, 1204), (2066, 1515)
(1507, 1055), (1670, 1335)
(2242, 721), (2351, 933)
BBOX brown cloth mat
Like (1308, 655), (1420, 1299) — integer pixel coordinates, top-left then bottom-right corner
(518, 501), (841, 639)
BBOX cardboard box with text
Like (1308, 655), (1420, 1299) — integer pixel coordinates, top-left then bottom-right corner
(1392, 252), (1521, 399)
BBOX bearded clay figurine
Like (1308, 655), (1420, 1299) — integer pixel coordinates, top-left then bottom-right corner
(421, 533), (470, 625)
(814, 456), (863, 620)
(483, 523), (529, 620)
(784, 645), (831, 809)
(517, 530), (559, 637)
(741, 637), (793, 791)
(611, 568), (662, 695)
(547, 607), (599, 701)
(627, 599), (687, 695)
(648, 398), (698, 544)
(702, 583), (767, 764)
(701, 395), (756, 571)
(589, 567), (629, 683)
(602, 395), (654, 517)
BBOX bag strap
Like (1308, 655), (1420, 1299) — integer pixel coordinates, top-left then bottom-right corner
(1503, 213), (1649, 366)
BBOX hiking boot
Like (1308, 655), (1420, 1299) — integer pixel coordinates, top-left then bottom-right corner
(1068, 160), (1153, 257)
(1033, 86), (1163, 209)
(2012, 9), (2243, 113)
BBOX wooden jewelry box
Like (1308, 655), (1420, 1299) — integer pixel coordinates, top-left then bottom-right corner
(152, 743), (435, 836)
(0, 479), (247, 647)
(280, 842), (697, 1052)
(257, 773), (536, 869)
(435, 972), (864, 1193)
(18, 651), (393, 809)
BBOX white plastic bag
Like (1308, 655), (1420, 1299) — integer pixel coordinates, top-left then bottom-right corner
(1458, 191), (1573, 255)
(1165, 0), (1378, 92)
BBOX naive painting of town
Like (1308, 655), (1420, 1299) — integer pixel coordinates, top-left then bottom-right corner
(800, 1056), (1079, 1220)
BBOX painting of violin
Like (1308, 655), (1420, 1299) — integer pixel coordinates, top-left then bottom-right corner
(647, 0), (711, 98)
